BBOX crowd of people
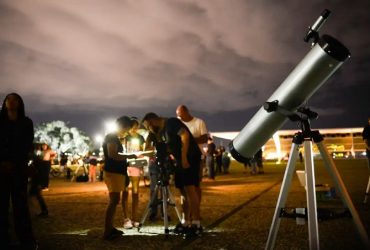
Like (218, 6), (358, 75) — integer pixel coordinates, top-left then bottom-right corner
(0, 92), (264, 249)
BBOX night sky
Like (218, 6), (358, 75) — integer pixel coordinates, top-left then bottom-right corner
(1, 0), (369, 137)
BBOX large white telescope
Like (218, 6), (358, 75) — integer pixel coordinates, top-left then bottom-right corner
(229, 10), (350, 162)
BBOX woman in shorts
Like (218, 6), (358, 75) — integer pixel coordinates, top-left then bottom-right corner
(102, 116), (139, 240)
(122, 119), (145, 228)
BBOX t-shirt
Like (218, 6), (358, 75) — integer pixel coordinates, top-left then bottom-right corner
(0, 116), (34, 164)
(123, 134), (145, 153)
(162, 118), (201, 166)
(181, 117), (208, 154)
(103, 133), (127, 174)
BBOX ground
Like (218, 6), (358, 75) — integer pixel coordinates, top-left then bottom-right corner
(11, 159), (370, 249)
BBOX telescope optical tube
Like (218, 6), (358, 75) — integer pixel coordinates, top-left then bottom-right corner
(230, 35), (350, 162)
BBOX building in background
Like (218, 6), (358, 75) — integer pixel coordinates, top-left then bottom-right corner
(211, 128), (366, 161)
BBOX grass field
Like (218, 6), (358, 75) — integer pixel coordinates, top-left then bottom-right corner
(18, 158), (370, 249)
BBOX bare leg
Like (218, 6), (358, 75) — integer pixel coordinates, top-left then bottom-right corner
(184, 185), (200, 221)
(104, 192), (120, 234)
(121, 190), (129, 219)
(179, 188), (189, 224)
(130, 176), (140, 222)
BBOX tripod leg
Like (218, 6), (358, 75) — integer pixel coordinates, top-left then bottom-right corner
(303, 140), (319, 250)
(167, 186), (182, 223)
(162, 186), (169, 235)
(139, 183), (160, 230)
(317, 141), (370, 248)
(363, 176), (370, 204)
(265, 143), (300, 250)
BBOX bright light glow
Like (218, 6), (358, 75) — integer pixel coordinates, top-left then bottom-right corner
(105, 120), (117, 134)
(95, 134), (103, 144)
(130, 138), (140, 146)
(272, 132), (281, 163)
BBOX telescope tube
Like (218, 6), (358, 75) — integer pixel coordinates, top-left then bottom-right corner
(230, 35), (350, 162)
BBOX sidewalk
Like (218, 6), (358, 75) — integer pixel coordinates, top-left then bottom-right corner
(26, 159), (370, 249)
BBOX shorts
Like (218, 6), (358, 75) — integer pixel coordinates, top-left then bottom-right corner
(174, 160), (200, 189)
(127, 166), (141, 177)
(104, 171), (127, 192)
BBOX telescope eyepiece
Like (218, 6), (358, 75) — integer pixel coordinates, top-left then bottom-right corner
(304, 9), (331, 45)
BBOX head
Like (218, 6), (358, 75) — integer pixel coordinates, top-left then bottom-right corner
(42, 143), (49, 151)
(116, 116), (133, 137)
(142, 112), (162, 135)
(0, 93), (26, 119)
(129, 118), (140, 135)
(176, 105), (193, 122)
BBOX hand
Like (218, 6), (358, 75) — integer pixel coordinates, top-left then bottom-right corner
(135, 154), (144, 159)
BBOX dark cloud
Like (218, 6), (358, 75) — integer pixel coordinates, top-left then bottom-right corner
(0, 0), (369, 136)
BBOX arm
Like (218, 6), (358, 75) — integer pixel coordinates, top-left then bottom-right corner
(194, 134), (208, 144)
(179, 128), (190, 168)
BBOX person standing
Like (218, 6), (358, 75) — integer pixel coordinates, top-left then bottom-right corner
(362, 117), (370, 167)
(176, 105), (208, 230)
(59, 152), (68, 178)
(254, 149), (264, 174)
(215, 146), (223, 175)
(88, 155), (98, 182)
(205, 137), (216, 179)
(102, 116), (138, 240)
(142, 113), (202, 238)
(40, 143), (55, 190)
(0, 93), (38, 249)
(221, 147), (231, 174)
(122, 119), (145, 228)
(29, 144), (49, 218)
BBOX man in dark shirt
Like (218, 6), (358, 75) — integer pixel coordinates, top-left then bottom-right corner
(142, 113), (202, 238)
(362, 117), (370, 167)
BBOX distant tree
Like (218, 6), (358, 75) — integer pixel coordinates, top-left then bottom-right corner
(34, 120), (91, 157)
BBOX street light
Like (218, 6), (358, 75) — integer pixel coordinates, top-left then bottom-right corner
(104, 120), (117, 134)
(95, 134), (103, 144)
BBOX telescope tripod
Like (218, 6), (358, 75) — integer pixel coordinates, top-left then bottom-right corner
(265, 129), (369, 250)
(138, 176), (181, 236)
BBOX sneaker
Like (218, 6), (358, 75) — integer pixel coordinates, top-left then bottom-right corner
(183, 225), (203, 239)
(123, 218), (133, 229)
(173, 223), (186, 235)
(103, 228), (123, 240)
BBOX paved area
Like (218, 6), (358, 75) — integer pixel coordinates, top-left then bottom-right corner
(19, 159), (370, 249)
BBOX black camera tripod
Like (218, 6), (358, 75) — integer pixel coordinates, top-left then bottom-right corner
(137, 163), (182, 236)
